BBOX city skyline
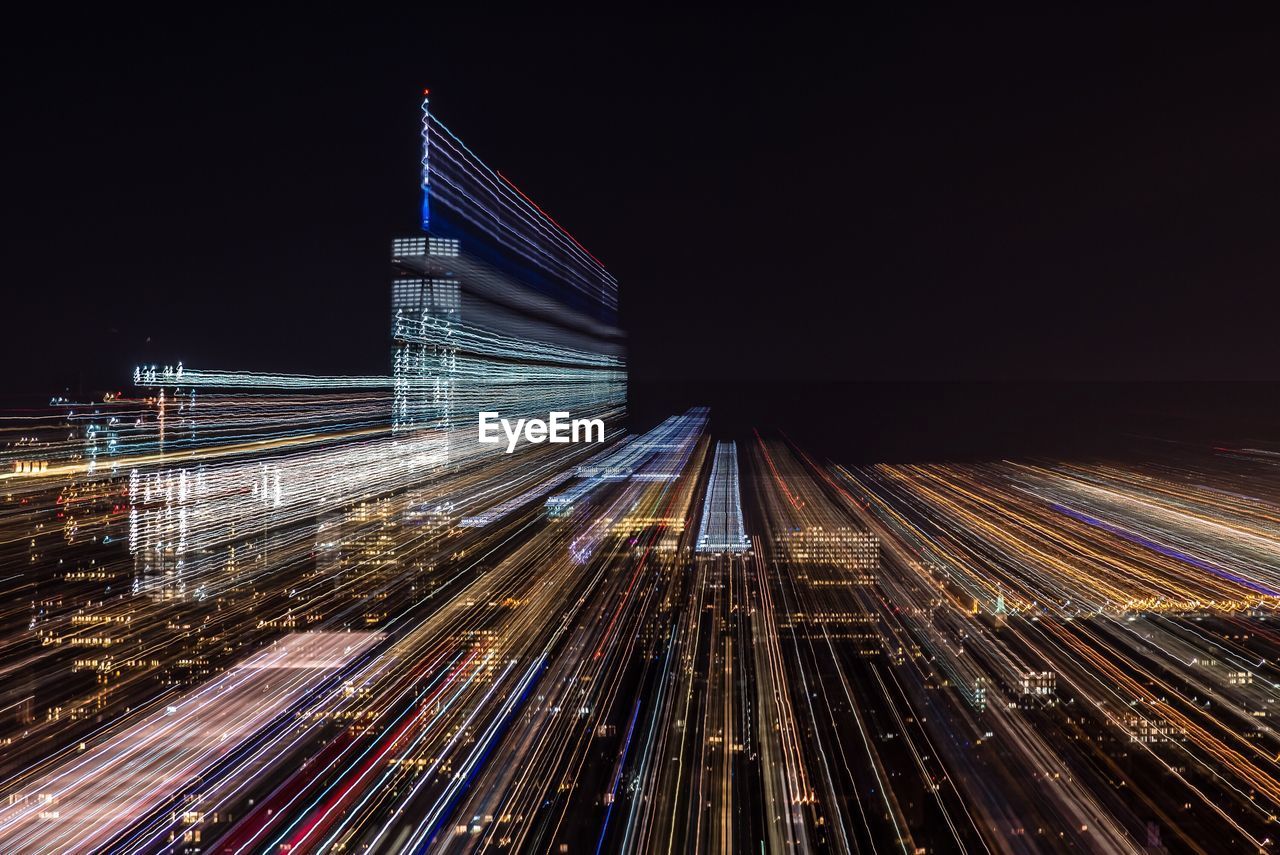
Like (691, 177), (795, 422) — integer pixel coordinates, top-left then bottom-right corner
(10, 9), (1280, 408)
(6, 9), (1280, 855)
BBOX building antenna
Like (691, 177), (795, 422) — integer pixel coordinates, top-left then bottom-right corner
(420, 88), (431, 232)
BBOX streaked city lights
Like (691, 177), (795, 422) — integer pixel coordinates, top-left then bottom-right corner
(2, 89), (1278, 855)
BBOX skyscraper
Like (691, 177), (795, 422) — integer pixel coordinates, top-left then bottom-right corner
(390, 93), (626, 464)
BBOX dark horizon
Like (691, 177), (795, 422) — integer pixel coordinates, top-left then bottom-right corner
(8, 9), (1280, 418)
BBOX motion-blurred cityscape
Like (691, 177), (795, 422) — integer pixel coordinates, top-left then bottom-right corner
(5, 97), (1280, 855)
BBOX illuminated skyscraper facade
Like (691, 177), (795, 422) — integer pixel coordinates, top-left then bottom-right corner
(390, 93), (626, 458)
(696, 441), (750, 554)
(391, 235), (461, 438)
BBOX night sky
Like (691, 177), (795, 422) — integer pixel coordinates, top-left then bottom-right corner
(6, 8), (1280, 410)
